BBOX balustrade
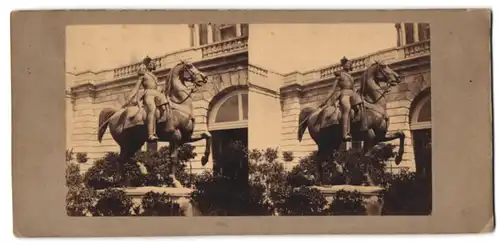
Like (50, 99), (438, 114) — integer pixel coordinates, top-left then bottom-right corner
(201, 36), (248, 58)
(404, 40), (431, 58)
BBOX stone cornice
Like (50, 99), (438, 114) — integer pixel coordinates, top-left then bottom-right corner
(248, 83), (280, 98)
(280, 83), (304, 98)
(71, 82), (97, 99)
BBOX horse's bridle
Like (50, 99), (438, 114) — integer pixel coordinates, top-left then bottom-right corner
(363, 62), (398, 104)
(168, 61), (206, 105)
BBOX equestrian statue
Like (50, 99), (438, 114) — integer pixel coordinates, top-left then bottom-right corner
(97, 56), (211, 188)
(297, 56), (404, 185)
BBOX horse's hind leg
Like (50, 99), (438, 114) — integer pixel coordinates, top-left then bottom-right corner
(315, 145), (327, 185)
(117, 134), (147, 187)
(117, 145), (133, 187)
(316, 143), (339, 185)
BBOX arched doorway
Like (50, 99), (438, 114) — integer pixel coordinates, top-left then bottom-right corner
(410, 92), (432, 178)
(410, 90), (432, 213)
(208, 90), (249, 182)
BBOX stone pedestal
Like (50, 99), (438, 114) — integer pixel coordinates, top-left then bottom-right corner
(119, 186), (199, 216)
(310, 185), (385, 215)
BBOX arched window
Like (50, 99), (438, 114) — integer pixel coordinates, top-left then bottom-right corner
(209, 90), (248, 131)
(410, 94), (431, 130)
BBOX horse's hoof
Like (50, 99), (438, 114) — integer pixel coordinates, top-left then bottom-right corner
(201, 156), (208, 166)
(395, 155), (403, 165)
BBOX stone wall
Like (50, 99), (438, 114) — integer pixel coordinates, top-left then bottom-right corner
(247, 65), (283, 151)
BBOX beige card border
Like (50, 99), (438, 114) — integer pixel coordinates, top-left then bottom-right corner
(11, 10), (494, 237)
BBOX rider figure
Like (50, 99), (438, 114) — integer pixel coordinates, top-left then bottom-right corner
(125, 56), (171, 142)
(320, 56), (368, 142)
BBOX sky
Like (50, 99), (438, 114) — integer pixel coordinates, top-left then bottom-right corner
(249, 23), (397, 74)
(66, 24), (191, 74)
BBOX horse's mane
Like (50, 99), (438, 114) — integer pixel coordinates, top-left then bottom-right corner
(359, 62), (378, 97)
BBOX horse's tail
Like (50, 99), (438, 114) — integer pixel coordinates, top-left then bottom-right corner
(298, 107), (316, 142)
(97, 108), (117, 143)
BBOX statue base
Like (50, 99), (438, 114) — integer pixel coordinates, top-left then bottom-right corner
(117, 186), (199, 216)
(309, 185), (385, 215)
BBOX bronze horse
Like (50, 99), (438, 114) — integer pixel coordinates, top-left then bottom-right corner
(297, 61), (403, 184)
(97, 61), (211, 188)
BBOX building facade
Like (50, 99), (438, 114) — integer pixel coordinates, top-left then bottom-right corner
(67, 23), (431, 178)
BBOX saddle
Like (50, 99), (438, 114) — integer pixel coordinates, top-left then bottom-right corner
(117, 105), (170, 134)
(316, 105), (359, 129)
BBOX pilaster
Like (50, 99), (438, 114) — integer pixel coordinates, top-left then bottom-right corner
(413, 23), (419, 43)
(236, 24), (242, 36)
(279, 83), (304, 165)
(193, 24), (200, 47)
(207, 24), (213, 44)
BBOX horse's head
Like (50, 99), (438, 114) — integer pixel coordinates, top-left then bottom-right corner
(372, 60), (401, 86)
(177, 60), (208, 87)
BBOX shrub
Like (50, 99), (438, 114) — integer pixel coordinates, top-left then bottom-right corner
(83, 152), (145, 189)
(277, 186), (327, 216)
(381, 169), (432, 215)
(140, 191), (184, 216)
(66, 149), (74, 163)
(66, 186), (96, 216)
(91, 188), (134, 216)
(248, 148), (290, 209)
(287, 151), (344, 188)
(76, 152), (89, 164)
(66, 162), (83, 188)
(66, 150), (95, 216)
(282, 151), (294, 162)
(191, 170), (271, 216)
(327, 190), (366, 215)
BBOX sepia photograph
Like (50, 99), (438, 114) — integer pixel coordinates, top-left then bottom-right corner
(9, 8), (493, 236)
(66, 22), (431, 217)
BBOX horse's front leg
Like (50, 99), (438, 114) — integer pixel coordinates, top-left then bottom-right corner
(379, 131), (406, 165)
(184, 131), (212, 167)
